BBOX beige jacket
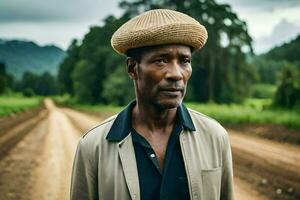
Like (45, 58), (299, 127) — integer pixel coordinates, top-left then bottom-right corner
(70, 108), (234, 200)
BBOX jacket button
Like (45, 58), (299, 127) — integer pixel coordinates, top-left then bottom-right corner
(150, 153), (155, 158)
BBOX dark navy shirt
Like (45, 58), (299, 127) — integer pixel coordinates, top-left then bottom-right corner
(106, 101), (196, 200)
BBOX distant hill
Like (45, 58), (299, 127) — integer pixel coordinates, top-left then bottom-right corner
(264, 34), (300, 63)
(0, 39), (66, 79)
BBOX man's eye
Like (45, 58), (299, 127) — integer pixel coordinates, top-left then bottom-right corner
(183, 58), (191, 64)
(154, 59), (168, 64)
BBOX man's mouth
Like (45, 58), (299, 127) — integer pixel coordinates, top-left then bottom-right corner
(160, 88), (183, 96)
(161, 87), (184, 92)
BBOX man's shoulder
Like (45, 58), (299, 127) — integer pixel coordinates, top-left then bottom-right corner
(187, 107), (228, 138)
(80, 114), (118, 145)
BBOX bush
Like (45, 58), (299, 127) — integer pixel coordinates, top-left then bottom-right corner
(250, 84), (276, 99)
(102, 67), (135, 105)
(23, 88), (35, 97)
(273, 64), (300, 108)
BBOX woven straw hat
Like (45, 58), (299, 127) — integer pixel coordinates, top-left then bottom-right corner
(111, 9), (208, 55)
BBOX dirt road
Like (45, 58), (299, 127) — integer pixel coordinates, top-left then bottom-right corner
(0, 99), (80, 200)
(230, 130), (300, 200)
(0, 99), (299, 199)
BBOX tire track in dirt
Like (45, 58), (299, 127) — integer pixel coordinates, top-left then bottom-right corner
(234, 177), (269, 200)
(0, 107), (44, 136)
(0, 108), (48, 159)
(0, 112), (50, 200)
(229, 130), (300, 200)
(229, 131), (300, 171)
(29, 99), (81, 200)
(61, 107), (105, 133)
(0, 99), (81, 200)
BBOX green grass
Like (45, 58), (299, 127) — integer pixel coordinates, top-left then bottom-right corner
(187, 99), (300, 129)
(250, 83), (277, 99)
(52, 95), (300, 129)
(70, 104), (122, 114)
(0, 94), (42, 117)
(52, 94), (122, 114)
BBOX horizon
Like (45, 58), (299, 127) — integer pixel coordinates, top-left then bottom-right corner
(1, 33), (299, 56)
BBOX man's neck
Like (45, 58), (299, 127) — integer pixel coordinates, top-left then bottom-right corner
(132, 101), (177, 134)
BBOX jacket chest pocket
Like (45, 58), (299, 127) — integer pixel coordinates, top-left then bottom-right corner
(201, 167), (222, 200)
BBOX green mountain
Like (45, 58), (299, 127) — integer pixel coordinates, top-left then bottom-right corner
(0, 39), (66, 79)
(264, 34), (300, 63)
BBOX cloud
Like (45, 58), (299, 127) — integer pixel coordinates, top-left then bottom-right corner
(217, 0), (300, 53)
(1, 0), (300, 52)
(218, 0), (300, 11)
(254, 19), (300, 53)
(0, 0), (122, 22)
(0, 21), (93, 50)
(0, 0), (122, 49)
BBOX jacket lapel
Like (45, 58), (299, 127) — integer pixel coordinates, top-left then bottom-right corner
(180, 131), (201, 200)
(118, 134), (140, 200)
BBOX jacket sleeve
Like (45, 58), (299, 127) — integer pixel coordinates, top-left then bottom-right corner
(70, 138), (98, 200)
(221, 133), (235, 200)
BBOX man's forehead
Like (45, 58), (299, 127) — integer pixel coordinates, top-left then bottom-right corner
(142, 44), (192, 57)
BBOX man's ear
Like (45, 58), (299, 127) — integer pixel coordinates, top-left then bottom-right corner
(126, 57), (138, 80)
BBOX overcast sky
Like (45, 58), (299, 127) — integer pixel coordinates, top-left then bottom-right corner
(1, 0), (300, 54)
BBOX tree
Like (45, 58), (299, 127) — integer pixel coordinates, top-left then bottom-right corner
(251, 57), (283, 84)
(18, 71), (38, 94)
(36, 72), (58, 95)
(14, 71), (59, 96)
(71, 60), (99, 103)
(58, 15), (129, 104)
(102, 66), (135, 105)
(274, 64), (300, 108)
(58, 39), (79, 95)
(0, 62), (6, 94)
(265, 34), (300, 64)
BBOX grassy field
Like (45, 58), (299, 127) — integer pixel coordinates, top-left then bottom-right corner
(53, 95), (122, 114)
(187, 99), (300, 129)
(53, 95), (300, 129)
(0, 94), (42, 117)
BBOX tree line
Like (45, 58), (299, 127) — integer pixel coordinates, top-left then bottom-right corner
(58, 0), (255, 105)
(0, 61), (58, 96)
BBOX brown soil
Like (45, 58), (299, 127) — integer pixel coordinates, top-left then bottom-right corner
(227, 124), (300, 145)
(61, 107), (103, 133)
(0, 105), (48, 159)
(0, 99), (81, 200)
(234, 177), (269, 200)
(0, 104), (45, 136)
(229, 129), (300, 200)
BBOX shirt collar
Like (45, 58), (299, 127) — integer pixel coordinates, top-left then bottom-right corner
(106, 100), (196, 142)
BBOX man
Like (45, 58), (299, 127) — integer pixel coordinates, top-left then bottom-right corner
(70, 9), (234, 200)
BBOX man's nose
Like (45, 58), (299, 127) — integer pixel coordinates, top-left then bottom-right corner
(165, 61), (183, 81)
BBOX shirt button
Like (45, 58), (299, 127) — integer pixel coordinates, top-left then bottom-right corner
(150, 153), (155, 158)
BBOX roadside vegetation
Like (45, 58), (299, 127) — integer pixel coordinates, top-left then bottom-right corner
(53, 94), (122, 114)
(0, 93), (42, 117)
(187, 99), (300, 129)
(53, 95), (300, 130)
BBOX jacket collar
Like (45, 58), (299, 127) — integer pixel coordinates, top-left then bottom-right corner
(106, 100), (196, 142)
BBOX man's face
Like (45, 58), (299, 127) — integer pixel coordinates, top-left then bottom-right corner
(129, 44), (192, 109)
